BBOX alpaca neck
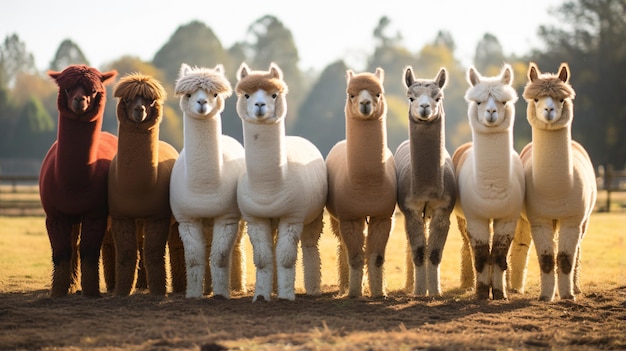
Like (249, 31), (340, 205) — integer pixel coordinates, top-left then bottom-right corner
(243, 120), (287, 195)
(531, 126), (573, 192)
(471, 129), (513, 193)
(116, 123), (159, 187)
(346, 116), (387, 182)
(55, 114), (102, 186)
(409, 114), (445, 194)
(183, 114), (223, 190)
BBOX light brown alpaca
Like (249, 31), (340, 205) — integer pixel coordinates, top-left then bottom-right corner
(326, 68), (397, 297)
(510, 62), (597, 301)
(395, 66), (457, 296)
(108, 73), (184, 296)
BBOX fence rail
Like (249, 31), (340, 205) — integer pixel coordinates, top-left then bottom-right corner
(0, 175), (42, 216)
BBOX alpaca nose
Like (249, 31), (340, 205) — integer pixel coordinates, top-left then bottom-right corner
(197, 98), (207, 105)
(255, 102), (266, 108)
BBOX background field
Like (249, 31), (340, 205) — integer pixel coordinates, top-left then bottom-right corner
(0, 211), (624, 350)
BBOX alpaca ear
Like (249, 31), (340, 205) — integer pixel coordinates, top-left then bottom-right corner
(237, 63), (250, 80)
(100, 70), (118, 86)
(346, 70), (354, 84)
(558, 63), (570, 83)
(179, 63), (192, 78)
(375, 67), (384, 82)
(269, 63), (283, 80)
(435, 67), (447, 89)
(214, 64), (225, 75)
(403, 66), (415, 88)
(528, 62), (539, 82)
(501, 64), (513, 85)
(468, 67), (480, 86)
(48, 70), (61, 81)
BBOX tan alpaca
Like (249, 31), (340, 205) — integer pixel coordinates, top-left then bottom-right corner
(510, 62), (597, 301)
(395, 67), (457, 296)
(453, 64), (525, 300)
(326, 68), (397, 298)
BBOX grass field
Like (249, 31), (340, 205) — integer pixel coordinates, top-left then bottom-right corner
(0, 211), (624, 350)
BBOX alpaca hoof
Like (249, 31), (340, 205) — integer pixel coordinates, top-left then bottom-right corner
(212, 294), (229, 300)
(476, 283), (490, 300)
(253, 294), (271, 302)
(561, 294), (576, 301)
(492, 289), (507, 300)
(538, 295), (553, 302)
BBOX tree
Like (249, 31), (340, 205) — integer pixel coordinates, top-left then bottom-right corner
(0, 34), (36, 88)
(49, 39), (90, 71)
(152, 21), (231, 85)
(473, 33), (506, 73)
(534, 0), (626, 168)
(292, 60), (348, 157)
(4, 96), (55, 159)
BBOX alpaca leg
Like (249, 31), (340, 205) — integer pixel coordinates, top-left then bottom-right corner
(248, 219), (274, 302)
(134, 221), (147, 290)
(573, 218), (590, 294)
(210, 218), (240, 299)
(46, 216), (74, 297)
(101, 223), (116, 292)
(69, 223), (81, 294)
(275, 221), (303, 301)
(143, 218), (170, 296)
(339, 219), (366, 297)
(300, 212), (323, 296)
(466, 218), (491, 299)
(508, 218), (532, 293)
(491, 218), (517, 300)
(427, 210), (452, 297)
(404, 211), (427, 296)
(557, 223), (583, 300)
(331, 217), (349, 295)
(202, 219), (214, 296)
(111, 218), (138, 296)
(230, 221), (247, 294)
(404, 243), (414, 293)
(167, 220), (186, 294)
(79, 216), (108, 297)
(530, 220), (557, 301)
(178, 220), (205, 298)
(457, 217), (475, 290)
(366, 216), (392, 297)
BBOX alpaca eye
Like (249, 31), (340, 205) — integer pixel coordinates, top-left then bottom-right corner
(349, 95), (355, 99)
(502, 101), (506, 105)
(435, 98), (441, 102)
(560, 99), (564, 103)
(376, 93), (381, 98)
(214, 93), (218, 98)
(186, 94), (191, 98)
(272, 93), (277, 99)
(408, 97), (414, 102)
(476, 102), (481, 105)
(244, 94), (250, 99)
(534, 98), (538, 102)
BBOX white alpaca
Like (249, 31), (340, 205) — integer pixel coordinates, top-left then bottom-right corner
(170, 64), (246, 299)
(512, 62), (597, 301)
(235, 62), (327, 302)
(452, 64), (525, 300)
(395, 67), (457, 296)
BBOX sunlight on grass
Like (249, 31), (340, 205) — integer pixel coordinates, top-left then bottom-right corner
(1, 211), (624, 296)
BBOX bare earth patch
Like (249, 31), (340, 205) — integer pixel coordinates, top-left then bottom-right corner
(1, 285), (624, 350)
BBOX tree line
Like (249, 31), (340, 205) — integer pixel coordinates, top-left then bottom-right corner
(0, 0), (624, 174)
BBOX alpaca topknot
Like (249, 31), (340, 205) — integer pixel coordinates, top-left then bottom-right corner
(114, 73), (167, 102)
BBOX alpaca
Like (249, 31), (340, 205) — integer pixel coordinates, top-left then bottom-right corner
(511, 62), (597, 301)
(395, 66), (457, 296)
(235, 62), (327, 302)
(326, 68), (397, 298)
(452, 64), (524, 300)
(170, 63), (247, 299)
(39, 64), (118, 297)
(107, 73), (183, 296)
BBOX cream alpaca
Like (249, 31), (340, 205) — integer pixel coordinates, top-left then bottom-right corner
(511, 62), (596, 301)
(326, 68), (397, 297)
(395, 67), (457, 296)
(453, 64), (524, 300)
(235, 62), (327, 302)
(170, 63), (247, 299)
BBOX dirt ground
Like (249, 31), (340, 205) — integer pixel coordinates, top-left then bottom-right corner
(1, 284), (624, 350)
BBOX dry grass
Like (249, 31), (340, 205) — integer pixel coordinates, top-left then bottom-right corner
(0, 211), (624, 350)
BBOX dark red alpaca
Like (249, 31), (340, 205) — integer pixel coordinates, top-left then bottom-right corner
(39, 65), (118, 297)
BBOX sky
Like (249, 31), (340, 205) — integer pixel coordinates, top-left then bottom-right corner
(1, 0), (565, 74)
